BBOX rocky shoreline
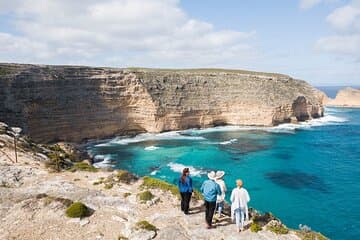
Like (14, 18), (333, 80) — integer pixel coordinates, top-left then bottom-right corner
(0, 121), (328, 240)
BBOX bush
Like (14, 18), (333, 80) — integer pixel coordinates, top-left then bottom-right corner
(68, 162), (98, 172)
(141, 176), (203, 200)
(296, 231), (328, 240)
(267, 225), (289, 234)
(123, 192), (131, 198)
(116, 170), (138, 184)
(104, 183), (113, 189)
(65, 202), (90, 218)
(135, 220), (157, 232)
(138, 190), (154, 202)
(250, 222), (262, 232)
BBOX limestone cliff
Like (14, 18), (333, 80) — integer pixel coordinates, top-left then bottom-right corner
(324, 87), (360, 108)
(0, 63), (324, 142)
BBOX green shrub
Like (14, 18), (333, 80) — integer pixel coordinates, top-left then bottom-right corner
(297, 231), (328, 240)
(267, 225), (289, 234)
(45, 152), (71, 172)
(104, 183), (113, 189)
(65, 202), (90, 218)
(138, 190), (154, 202)
(135, 220), (157, 232)
(68, 162), (98, 172)
(250, 222), (262, 232)
(141, 176), (203, 200)
(142, 176), (178, 195)
(116, 170), (138, 184)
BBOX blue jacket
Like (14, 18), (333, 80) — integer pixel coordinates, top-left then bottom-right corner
(178, 176), (193, 193)
(201, 179), (222, 202)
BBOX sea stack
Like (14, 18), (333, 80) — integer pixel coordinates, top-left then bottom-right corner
(0, 63), (324, 143)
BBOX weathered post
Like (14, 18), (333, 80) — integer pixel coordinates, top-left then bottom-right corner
(11, 127), (22, 163)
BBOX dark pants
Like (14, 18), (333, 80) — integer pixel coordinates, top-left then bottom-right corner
(180, 192), (192, 214)
(205, 200), (217, 226)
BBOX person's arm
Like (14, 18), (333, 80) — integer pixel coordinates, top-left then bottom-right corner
(188, 177), (193, 192)
(223, 182), (227, 192)
(178, 178), (181, 189)
(246, 189), (250, 202)
(230, 189), (235, 203)
(216, 183), (222, 195)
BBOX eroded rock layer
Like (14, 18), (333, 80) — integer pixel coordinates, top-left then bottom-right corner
(0, 64), (324, 142)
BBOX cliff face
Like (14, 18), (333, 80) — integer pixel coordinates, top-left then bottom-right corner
(324, 87), (360, 108)
(0, 63), (324, 142)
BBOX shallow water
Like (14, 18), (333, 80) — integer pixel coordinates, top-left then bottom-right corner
(88, 107), (360, 240)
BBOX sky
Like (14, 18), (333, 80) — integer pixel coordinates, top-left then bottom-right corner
(0, 0), (359, 86)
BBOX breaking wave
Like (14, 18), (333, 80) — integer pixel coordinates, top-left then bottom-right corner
(167, 162), (206, 177)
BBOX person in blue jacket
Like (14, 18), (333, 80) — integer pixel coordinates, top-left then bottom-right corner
(178, 167), (193, 214)
(201, 171), (222, 229)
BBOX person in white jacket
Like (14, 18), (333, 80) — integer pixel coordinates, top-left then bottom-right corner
(215, 171), (227, 217)
(230, 179), (250, 232)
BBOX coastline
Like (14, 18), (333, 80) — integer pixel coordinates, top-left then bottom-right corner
(0, 121), (328, 240)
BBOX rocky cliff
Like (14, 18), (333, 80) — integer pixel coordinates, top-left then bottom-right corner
(324, 87), (360, 108)
(0, 63), (324, 143)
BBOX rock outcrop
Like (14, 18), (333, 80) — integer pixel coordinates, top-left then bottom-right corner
(0, 63), (324, 143)
(324, 87), (360, 108)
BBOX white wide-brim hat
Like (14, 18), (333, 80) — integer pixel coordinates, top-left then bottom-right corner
(215, 171), (225, 179)
(207, 171), (216, 180)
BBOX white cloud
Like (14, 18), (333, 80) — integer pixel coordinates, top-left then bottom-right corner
(326, 4), (360, 32)
(299, 0), (323, 9)
(0, 0), (256, 67)
(316, 0), (360, 58)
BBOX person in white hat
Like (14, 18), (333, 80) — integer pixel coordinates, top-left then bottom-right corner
(200, 171), (222, 229)
(215, 171), (227, 218)
(230, 179), (250, 232)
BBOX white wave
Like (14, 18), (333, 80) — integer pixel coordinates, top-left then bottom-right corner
(167, 162), (205, 177)
(150, 170), (158, 175)
(144, 146), (160, 151)
(93, 154), (115, 168)
(109, 132), (205, 145)
(219, 139), (238, 145)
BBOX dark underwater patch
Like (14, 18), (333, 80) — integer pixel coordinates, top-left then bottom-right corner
(265, 171), (329, 193)
(272, 152), (293, 160)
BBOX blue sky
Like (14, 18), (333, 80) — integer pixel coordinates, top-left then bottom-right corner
(0, 0), (359, 86)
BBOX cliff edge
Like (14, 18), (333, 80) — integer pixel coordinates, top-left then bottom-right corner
(324, 87), (360, 108)
(0, 63), (324, 143)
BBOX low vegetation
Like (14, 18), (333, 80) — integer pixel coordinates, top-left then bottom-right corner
(68, 162), (98, 172)
(135, 220), (157, 232)
(65, 202), (90, 218)
(137, 190), (154, 202)
(267, 224), (289, 234)
(116, 170), (138, 184)
(296, 230), (328, 240)
(250, 222), (262, 232)
(141, 176), (203, 200)
(104, 183), (113, 189)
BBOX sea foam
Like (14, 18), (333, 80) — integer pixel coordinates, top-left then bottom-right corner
(167, 162), (205, 177)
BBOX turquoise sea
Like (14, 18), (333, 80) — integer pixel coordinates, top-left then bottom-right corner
(88, 107), (360, 240)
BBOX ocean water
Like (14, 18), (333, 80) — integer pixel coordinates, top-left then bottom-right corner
(88, 107), (360, 240)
